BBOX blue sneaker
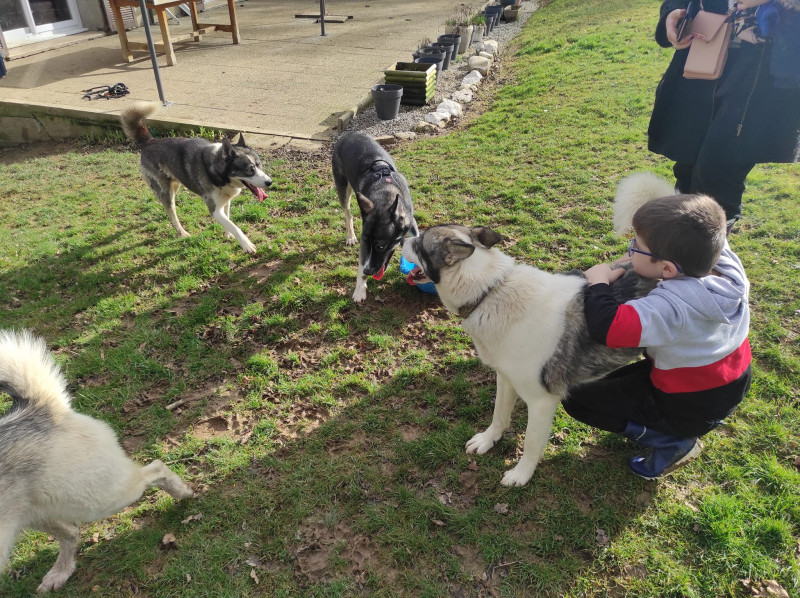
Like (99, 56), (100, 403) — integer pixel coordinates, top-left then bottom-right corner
(628, 438), (703, 480)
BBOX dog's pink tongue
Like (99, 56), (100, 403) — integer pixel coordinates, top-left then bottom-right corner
(372, 264), (386, 281)
(256, 187), (268, 203)
(406, 266), (423, 285)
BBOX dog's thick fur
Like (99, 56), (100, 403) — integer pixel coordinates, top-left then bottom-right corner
(0, 330), (193, 592)
(331, 132), (418, 303)
(402, 180), (659, 485)
(121, 101), (272, 254)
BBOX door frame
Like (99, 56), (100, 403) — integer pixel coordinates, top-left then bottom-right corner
(0, 0), (84, 46)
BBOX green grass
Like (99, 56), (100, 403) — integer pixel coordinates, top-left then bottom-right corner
(1, 0), (799, 595)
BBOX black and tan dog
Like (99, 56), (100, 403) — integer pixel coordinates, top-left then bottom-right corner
(332, 132), (418, 303)
(121, 102), (272, 254)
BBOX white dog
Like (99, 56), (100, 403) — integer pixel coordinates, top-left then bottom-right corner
(0, 330), (193, 592)
(402, 219), (653, 486)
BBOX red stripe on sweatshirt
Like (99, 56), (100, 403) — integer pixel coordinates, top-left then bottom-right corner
(650, 339), (752, 393)
(606, 304), (642, 348)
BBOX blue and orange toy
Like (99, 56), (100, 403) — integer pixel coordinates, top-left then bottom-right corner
(400, 255), (437, 294)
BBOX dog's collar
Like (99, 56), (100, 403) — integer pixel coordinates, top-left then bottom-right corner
(457, 273), (508, 320)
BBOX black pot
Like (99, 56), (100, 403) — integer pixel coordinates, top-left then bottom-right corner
(437, 34), (461, 61)
(414, 55), (444, 80)
(485, 4), (502, 27)
(428, 42), (453, 70)
(370, 84), (403, 120)
(417, 46), (447, 68)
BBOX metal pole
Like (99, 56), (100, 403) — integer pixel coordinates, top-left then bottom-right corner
(319, 0), (327, 36)
(138, 0), (171, 105)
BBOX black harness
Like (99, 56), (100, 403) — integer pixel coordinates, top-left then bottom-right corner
(363, 159), (396, 184)
(81, 83), (130, 100)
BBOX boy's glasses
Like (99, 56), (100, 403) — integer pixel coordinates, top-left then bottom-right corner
(627, 238), (684, 274)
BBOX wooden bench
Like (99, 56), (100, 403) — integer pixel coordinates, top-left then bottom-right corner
(108, 0), (240, 66)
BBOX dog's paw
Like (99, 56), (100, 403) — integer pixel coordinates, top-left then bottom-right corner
(345, 236), (357, 246)
(500, 464), (535, 487)
(178, 230), (191, 238)
(465, 430), (500, 455)
(240, 239), (257, 254)
(37, 568), (74, 593)
(170, 480), (194, 500)
(352, 287), (367, 303)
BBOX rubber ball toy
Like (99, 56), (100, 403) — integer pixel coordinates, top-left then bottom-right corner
(400, 255), (437, 294)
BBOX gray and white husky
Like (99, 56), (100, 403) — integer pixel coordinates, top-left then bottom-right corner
(402, 217), (654, 486)
(121, 101), (272, 254)
(0, 330), (193, 592)
(332, 132), (418, 303)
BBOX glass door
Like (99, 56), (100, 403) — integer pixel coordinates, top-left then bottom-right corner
(0, 0), (83, 44)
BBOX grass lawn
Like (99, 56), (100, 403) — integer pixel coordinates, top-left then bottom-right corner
(1, 0), (798, 595)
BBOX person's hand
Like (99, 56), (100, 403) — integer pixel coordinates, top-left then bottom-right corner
(666, 8), (694, 49)
(734, 0), (771, 9)
(584, 264), (626, 286)
(612, 254), (632, 266)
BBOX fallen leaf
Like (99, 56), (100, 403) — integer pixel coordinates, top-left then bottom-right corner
(249, 568), (260, 585)
(160, 532), (178, 550)
(245, 556), (264, 568)
(181, 513), (203, 524)
(432, 519), (445, 527)
(595, 528), (609, 547)
(740, 579), (789, 598)
(493, 503), (509, 514)
(91, 532), (100, 543)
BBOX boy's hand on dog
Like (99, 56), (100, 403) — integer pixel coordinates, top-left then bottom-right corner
(584, 263), (626, 286)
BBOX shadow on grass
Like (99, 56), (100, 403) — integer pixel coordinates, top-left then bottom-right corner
(2, 354), (659, 597)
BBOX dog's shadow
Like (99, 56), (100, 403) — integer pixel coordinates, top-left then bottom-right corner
(3, 371), (659, 597)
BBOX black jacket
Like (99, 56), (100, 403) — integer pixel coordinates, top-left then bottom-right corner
(648, 0), (800, 164)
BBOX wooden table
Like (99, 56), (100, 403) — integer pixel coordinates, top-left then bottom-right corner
(108, 0), (240, 66)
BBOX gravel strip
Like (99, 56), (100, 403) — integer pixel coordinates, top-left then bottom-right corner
(335, 1), (539, 140)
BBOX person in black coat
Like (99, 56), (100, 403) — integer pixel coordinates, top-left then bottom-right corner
(647, 0), (800, 225)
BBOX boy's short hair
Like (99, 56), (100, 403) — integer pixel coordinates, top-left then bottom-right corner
(632, 194), (726, 278)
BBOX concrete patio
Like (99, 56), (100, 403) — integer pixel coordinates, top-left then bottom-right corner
(0, 0), (470, 149)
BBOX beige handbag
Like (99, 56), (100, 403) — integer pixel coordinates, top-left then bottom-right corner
(683, 8), (733, 80)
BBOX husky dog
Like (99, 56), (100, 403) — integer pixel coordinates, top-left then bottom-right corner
(121, 101), (272, 254)
(0, 330), (193, 592)
(402, 223), (654, 487)
(331, 132), (418, 303)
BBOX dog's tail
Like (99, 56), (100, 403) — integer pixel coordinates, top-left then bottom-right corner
(120, 101), (160, 148)
(0, 330), (71, 418)
(613, 172), (677, 235)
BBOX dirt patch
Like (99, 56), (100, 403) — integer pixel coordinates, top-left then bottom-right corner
(399, 425), (424, 442)
(293, 520), (389, 587)
(327, 430), (367, 457)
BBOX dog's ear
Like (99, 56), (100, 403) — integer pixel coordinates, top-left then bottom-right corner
(471, 227), (502, 248)
(356, 193), (374, 214)
(221, 137), (234, 156)
(236, 132), (247, 147)
(390, 194), (406, 221)
(443, 238), (475, 265)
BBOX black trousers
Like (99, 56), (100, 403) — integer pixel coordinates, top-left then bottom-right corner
(673, 160), (755, 223)
(562, 360), (751, 439)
